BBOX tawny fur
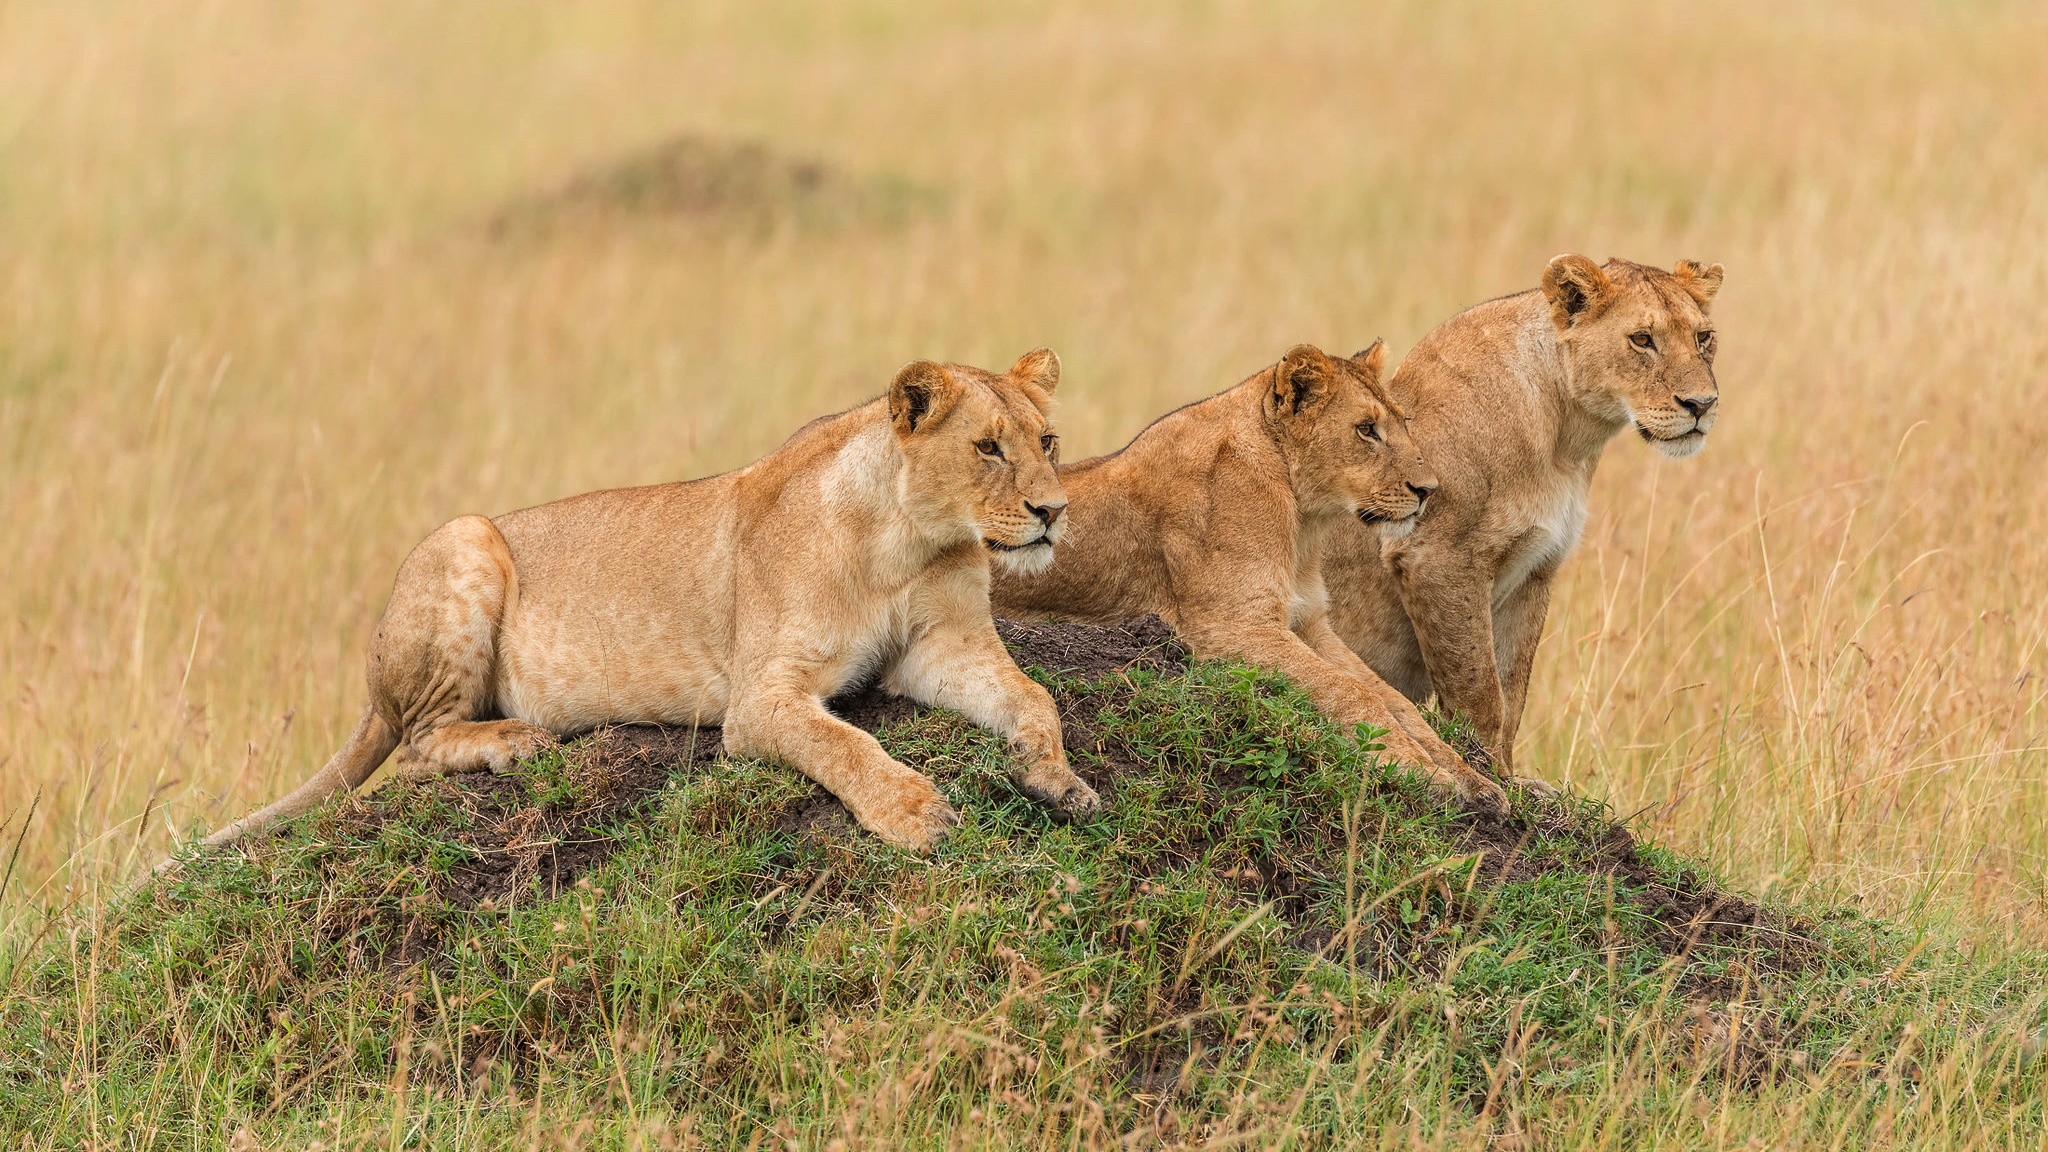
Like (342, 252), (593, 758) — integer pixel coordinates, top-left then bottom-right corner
(1323, 256), (1724, 773)
(179, 349), (1095, 861)
(993, 343), (1510, 815)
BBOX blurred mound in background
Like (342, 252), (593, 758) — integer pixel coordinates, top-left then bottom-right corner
(490, 132), (938, 235)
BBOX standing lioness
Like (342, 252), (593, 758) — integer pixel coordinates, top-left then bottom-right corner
(993, 344), (1510, 814)
(185, 350), (1098, 858)
(1325, 256), (1724, 774)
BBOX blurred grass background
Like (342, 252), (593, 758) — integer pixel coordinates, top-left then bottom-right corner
(1, 0), (2044, 945)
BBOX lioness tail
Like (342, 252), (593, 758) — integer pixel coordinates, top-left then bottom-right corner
(151, 705), (399, 876)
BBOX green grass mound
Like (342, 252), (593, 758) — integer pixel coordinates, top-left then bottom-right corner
(4, 620), (2044, 1149)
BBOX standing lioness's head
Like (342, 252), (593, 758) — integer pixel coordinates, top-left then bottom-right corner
(1264, 342), (1439, 540)
(1542, 255), (1725, 459)
(888, 348), (1068, 575)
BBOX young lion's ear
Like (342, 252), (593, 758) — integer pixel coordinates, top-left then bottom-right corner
(1349, 338), (1387, 384)
(1541, 254), (1615, 332)
(888, 360), (962, 434)
(1266, 344), (1337, 424)
(1673, 260), (1725, 309)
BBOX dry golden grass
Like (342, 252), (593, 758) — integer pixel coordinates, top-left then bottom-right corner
(2, 0), (2044, 955)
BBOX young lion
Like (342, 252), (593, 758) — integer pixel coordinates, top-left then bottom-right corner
(992, 343), (1510, 814)
(182, 350), (1098, 859)
(1323, 256), (1724, 774)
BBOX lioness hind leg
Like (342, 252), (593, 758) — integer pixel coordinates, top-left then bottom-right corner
(370, 514), (553, 781)
(392, 719), (554, 780)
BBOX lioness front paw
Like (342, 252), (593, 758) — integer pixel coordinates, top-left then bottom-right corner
(858, 779), (962, 853)
(1383, 733), (1512, 818)
(1015, 762), (1102, 821)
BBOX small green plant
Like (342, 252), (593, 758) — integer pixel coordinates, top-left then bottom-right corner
(1230, 741), (1295, 788)
(1351, 720), (1389, 753)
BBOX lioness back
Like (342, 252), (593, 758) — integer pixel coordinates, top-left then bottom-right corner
(491, 476), (744, 731)
(488, 406), (882, 731)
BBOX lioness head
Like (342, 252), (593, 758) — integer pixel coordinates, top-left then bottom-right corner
(1542, 255), (1725, 459)
(888, 348), (1068, 575)
(1264, 342), (1439, 540)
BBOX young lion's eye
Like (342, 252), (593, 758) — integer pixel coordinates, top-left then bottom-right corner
(1040, 434), (1057, 456)
(1356, 422), (1380, 442)
(1630, 332), (1656, 351)
(975, 438), (1004, 459)
(1695, 330), (1715, 352)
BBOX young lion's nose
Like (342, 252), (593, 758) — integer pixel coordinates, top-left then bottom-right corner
(1676, 392), (1717, 420)
(1406, 482), (1436, 505)
(1027, 501), (1064, 526)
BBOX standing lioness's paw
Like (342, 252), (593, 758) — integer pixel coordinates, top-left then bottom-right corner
(1452, 773), (1513, 818)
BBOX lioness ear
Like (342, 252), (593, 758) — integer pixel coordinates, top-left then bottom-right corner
(1008, 346), (1060, 416)
(1673, 260), (1725, 309)
(1267, 344), (1336, 424)
(1541, 254), (1614, 332)
(1008, 347), (1060, 395)
(1349, 338), (1387, 385)
(888, 360), (962, 434)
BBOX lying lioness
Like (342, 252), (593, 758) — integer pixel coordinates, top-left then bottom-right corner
(992, 343), (1510, 814)
(1324, 256), (1724, 773)
(183, 350), (1098, 859)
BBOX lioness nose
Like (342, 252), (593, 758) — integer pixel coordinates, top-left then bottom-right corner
(1027, 501), (1064, 526)
(1676, 393), (1717, 419)
(1406, 482), (1435, 505)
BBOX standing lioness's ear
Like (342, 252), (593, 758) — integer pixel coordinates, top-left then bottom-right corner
(889, 360), (963, 434)
(1008, 346), (1060, 405)
(1673, 260), (1725, 309)
(1541, 254), (1615, 332)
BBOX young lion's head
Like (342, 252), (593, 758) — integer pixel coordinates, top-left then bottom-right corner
(1263, 342), (1439, 540)
(1542, 255), (1725, 459)
(888, 348), (1068, 576)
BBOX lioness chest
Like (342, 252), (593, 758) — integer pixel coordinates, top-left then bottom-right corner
(1489, 467), (1590, 609)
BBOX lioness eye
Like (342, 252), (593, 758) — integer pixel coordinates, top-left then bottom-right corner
(1696, 331), (1715, 350)
(1356, 422), (1380, 442)
(1630, 332), (1656, 350)
(975, 439), (1003, 458)
(1040, 434), (1056, 455)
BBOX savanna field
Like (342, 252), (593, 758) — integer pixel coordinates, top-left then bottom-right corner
(2, 2), (2047, 1147)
